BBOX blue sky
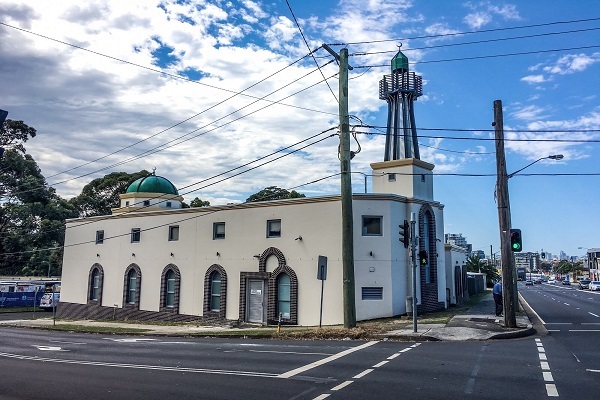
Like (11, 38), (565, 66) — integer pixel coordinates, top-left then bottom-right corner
(0, 0), (599, 258)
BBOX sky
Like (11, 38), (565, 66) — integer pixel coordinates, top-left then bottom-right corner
(1, 0), (599, 259)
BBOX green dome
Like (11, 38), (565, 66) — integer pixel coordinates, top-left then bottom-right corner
(126, 175), (179, 195)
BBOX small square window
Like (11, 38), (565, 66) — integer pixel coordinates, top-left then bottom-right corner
(213, 222), (225, 239)
(421, 174), (426, 182)
(166, 201), (172, 208)
(168, 225), (179, 241)
(267, 219), (281, 238)
(362, 216), (383, 236)
(131, 228), (141, 243)
(95, 230), (104, 245)
(125, 201), (130, 206)
(143, 200), (150, 206)
(388, 173), (396, 182)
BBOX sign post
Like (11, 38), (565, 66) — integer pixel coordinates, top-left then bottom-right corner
(317, 256), (328, 328)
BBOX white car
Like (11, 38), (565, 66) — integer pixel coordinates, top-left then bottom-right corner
(548, 278), (556, 284)
(589, 281), (600, 291)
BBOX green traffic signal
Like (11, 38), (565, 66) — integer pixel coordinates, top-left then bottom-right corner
(510, 229), (522, 252)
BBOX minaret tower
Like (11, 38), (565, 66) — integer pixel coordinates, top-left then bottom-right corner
(379, 47), (423, 161)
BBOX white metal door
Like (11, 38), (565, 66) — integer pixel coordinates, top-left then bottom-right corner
(248, 280), (265, 323)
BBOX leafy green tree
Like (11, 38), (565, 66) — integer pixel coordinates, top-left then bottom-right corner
(466, 254), (500, 287)
(190, 197), (210, 207)
(245, 186), (305, 203)
(69, 170), (150, 217)
(0, 119), (78, 276)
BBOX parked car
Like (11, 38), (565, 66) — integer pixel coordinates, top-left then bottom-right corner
(525, 279), (533, 286)
(562, 279), (571, 285)
(534, 278), (542, 284)
(589, 281), (600, 291)
(548, 278), (556, 284)
(578, 279), (591, 290)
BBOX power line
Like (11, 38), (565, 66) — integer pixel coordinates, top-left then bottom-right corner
(326, 17), (600, 46)
(285, 0), (339, 104)
(3, 67), (339, 199)
(355, 125), (600, 133)
(348, 26), (600, 57)
(352, 45), (600, 68)
(355, 130), (600, 143)
(0, 128), (338, 239)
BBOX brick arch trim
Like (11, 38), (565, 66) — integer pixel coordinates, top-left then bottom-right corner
(418, 204), (442, 313)
(123, 263), (142, 310)
(258, 247), (286, 273)
(203, 264), (227, 319)
(267, 265), (298, 325)
(159, 264), (181, 313)
(87, 263), (104, 306)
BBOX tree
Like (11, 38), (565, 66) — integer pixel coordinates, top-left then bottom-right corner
(0, 119), (78, 276)
(245, 186), (305, 203)
(190, 197), (210, 207)
(69, 170), (151, 217)
(466, 254), (500, 288)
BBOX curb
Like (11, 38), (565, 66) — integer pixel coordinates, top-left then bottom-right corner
(488, 325), (536, 340)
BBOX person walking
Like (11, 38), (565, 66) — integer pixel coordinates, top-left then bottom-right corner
(493, 281), (503, 317)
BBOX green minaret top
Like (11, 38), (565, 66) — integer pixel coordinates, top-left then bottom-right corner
(391, 48), (409, 73)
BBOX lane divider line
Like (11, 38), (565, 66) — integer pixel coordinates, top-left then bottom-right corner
(278, 341), (378, 379)
(331, 381), (353, 391)
(353, 369), (373, 379)
(372, 361), (388, 368)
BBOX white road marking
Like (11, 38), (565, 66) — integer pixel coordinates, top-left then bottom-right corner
(49, 341), (86, 345)
(582, 323), (600, 325)
(0, 352), (278, 378)
(538, 348), (545, 353)
(563, 303), (570, 306)
(546, 384), (559, 397)
(547, 330), (561, 332)
(588, 312), (599, 317)
(353, 369), (373, 379)
(540, 361), (550, 370)
(587, 369), (600, 373)
(387, 353), (400, 360)
(34, 346), (67, 352)
(537, 343), (544, 347)
(543, 323), (571, 325)
(105, 338), (157, 343)
(539, 353), (547, 361)
(278, 341), (378, 379)
(400, 348), (411, 353)
(331, 381), (353, 391)
(249, 350), (332, 356)
(372, 361), (388, 368)
(568, 329), (600, 332)
(313, 394), (330, 400)
(543, 371), (553, 381)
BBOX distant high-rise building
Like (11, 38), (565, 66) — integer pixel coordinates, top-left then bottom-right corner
(445, 233), (473, 254)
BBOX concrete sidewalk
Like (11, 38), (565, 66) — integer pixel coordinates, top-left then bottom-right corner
(0, 292), (535, 341)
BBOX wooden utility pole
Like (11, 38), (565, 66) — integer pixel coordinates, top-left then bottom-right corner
(322, 45), (356, 328)
(494, 100), (517, 328)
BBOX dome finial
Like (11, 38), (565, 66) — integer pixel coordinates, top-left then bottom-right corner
(152, 167), (156, 176)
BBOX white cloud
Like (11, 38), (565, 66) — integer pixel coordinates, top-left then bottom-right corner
(543, 53), (600, 75)
(521, 74), (548, 84)
(511, 105), (549, 121)
(463, 12), (491, 29)
(462, 1), (521, 29)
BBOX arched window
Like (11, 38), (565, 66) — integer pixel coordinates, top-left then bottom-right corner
(165, 270), (176, 308)
(90, 269), (100, 301)
(210, 271), (221, 312)
(277, 273), (291, 319)
(87, 264), (104, 305)
(127, 269), (138, 304)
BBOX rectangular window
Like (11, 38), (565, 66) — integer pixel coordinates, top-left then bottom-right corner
(91, 274), (100, 301)
(166, 278), (175, 308)
(213, 222), (225, 239)
(388, 173), (396, 182)
(143, 200), (150, 206)
(166, 201), (172, 208)
(267, 219), (281, 238)
(125, 201), (130, 206)
(95, 230), (104, 245)
(362, 287), (383, 300)
(362, 216), (383, 236)
(168, 225), (179, 241)
(131, 228), (141, 243)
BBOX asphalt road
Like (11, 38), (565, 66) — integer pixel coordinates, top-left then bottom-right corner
(0, 320), (596, 400)
(520, 281), (600, 379)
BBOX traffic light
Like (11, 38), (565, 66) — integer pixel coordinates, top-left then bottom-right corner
(399, 219), (410, 248)
(419, 250), (428, 265)
(541, 252), (545, 259)
(510, 229), (522, 252)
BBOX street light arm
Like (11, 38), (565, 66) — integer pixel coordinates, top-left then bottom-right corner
(507, 154), (563, 179)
